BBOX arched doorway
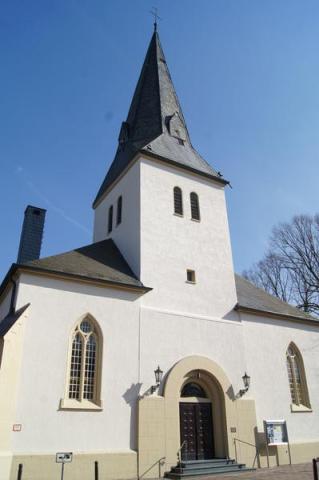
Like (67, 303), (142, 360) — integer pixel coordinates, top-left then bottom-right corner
(179, 380), (214, 460)
(178, 369), (227, 460)
(138, 356), (258, 477)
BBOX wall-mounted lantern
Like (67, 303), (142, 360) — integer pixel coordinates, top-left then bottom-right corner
(239, 372), (251, 397)
(151, 366), (163, 394)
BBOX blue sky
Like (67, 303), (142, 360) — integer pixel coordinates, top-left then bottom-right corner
(1, 0), (319, 279)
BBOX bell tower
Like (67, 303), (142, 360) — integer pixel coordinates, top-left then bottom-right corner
(93, 30), (237, 318)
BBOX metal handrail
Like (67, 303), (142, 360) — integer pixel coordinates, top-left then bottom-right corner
(233, 438), (258, 449)
(177, 440), (187, 466)
(233, 437), (260, 469)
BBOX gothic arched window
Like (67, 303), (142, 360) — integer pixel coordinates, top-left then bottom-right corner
(174, 187), (183, 216)
(108, 205), (113, 233)
(286, 343), (310, 408)
(190, 192), (200, 221)
(64, 316), (102, 408)
(116, 196), (122, 225)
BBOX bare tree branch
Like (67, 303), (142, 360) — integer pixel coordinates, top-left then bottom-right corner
(243, 214), (319, 316)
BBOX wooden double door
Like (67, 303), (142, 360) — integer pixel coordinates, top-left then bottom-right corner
(179, 402), (214, 460)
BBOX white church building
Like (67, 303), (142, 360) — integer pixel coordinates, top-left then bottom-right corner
(0, 29), (319, 480)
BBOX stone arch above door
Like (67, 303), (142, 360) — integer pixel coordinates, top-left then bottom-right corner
(163, 355), (232, 399)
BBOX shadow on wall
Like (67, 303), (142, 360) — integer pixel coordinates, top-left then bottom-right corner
(225, 384), (236, 401)
(123, 383), (142, 450)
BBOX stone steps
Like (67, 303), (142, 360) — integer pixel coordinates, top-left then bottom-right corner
(165, 458), (255, 478)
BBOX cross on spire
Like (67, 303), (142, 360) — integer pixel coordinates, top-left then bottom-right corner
(149, 7), (161, 31)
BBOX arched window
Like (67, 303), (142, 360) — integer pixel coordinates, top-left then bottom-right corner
(116, 196), (122, 225)
(286, 344), (310, 408)
(190, 192), (200, 221)
(174, 187), (183, 216)
(181, 382), (207, 398)
(64, 315), (102, 408)
(108, 205), (113, 233)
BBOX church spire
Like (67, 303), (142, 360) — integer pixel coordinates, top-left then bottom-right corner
(124, 30), (190, 146)
(93, 31), (226, 208)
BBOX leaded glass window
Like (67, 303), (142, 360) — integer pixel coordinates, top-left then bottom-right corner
(68, 317), (100, 403)
(69, 333), (83, 399)
(286, 344), (310, 407)
(83, 335), (97, 400)
(181, 382), (207, 398)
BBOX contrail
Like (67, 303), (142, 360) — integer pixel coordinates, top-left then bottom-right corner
(15, 166), (91, 236)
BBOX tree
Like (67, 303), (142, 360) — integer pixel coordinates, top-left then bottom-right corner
(243, 214), (319, 316)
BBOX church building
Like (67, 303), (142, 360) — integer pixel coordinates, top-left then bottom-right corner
(0, 28), (319, 480)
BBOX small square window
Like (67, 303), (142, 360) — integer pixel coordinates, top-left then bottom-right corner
(186, 270), (196, 283)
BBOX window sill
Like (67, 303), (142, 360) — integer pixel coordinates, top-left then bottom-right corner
(190, 218), (200, 223)
(290, 403), (312, 413)
(173, 213), (184, 218)
(59, 398), (103, 411)
(185, 281), (196, 285)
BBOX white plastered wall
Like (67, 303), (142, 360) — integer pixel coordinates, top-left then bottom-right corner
(11, 273), (142, 454)
(0, 282), (26, 480)
(139, 157), (237, 318)
(138, 307), (246, 397)
(241, 313), (319, 444)
(93, 161), (141, 277)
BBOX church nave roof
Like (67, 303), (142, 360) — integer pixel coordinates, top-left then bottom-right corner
(19, 239), (149, 292)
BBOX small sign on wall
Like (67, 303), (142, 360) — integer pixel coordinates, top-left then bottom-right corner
(56, 452), (73, 464)
(12, 424), (22, 432)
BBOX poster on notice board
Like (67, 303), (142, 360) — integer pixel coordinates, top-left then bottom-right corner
(264, 420), (288, 445)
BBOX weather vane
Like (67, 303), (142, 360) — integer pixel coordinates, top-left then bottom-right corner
(150, 7), (162, 32)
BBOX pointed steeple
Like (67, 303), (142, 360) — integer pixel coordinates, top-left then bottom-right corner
(93, 31), (226, 208)
(125, 31), (190, 146)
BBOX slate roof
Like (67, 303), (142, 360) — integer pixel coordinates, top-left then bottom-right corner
(93, 31), (226, 208)
(1, 242), (316, 323)
(0, 304), (30, 337)
(22, 239), (149, 290)
(235, 274), (317, 322)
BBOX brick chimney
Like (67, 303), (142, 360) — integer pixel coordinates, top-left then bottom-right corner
(17, 206), (46, 264)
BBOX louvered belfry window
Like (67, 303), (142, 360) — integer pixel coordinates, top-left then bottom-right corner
(108, 205), (113, 233)
(173, 187), (183, 215)
(68, 318), (99, 402)
(116, 196), (122, 225)
(190, 192), (200, 220)
(286, 344), (310, 407)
